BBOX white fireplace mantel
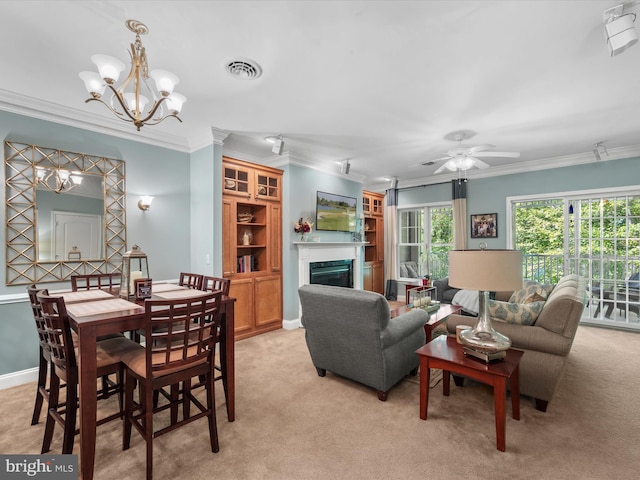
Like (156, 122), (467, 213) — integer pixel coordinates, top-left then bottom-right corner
(295, 242), (365, 290)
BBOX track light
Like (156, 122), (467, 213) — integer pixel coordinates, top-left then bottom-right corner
(604, 5), (638, 56)
(340, 159), (351, 175)
(593, 142), (608, 161)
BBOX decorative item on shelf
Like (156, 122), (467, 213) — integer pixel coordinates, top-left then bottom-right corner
(225, 179), (236, 189)
(120, 244), (150, 299)
(79, 19), (186, 131)
(67, 246), (82, 261)
(241, 230), (252, 246)
(448, 246), (523, 363)
(237, 212), (254, 223)
(293, 217), (314, 242)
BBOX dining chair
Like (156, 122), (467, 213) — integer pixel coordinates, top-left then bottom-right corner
(37, 291), (142, 454)
(71, 273), (121, 292)
(201, 276), (231, 296)
(27, 285), (53, 425)
(179, 272), (204, 290)
(122, 292), (222, 480)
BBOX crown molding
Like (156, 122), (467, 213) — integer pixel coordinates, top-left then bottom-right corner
(0, 88), (192, 152)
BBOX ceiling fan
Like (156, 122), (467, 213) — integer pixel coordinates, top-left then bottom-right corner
(431, 143), (521, 174)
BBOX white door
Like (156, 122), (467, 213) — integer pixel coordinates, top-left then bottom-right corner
(52, 211), (102, 261)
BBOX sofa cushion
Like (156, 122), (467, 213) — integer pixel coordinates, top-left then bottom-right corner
(509, 280), (550, 304)
(489, 299), (545, 326)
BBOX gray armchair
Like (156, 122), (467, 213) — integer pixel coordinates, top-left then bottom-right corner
(298, 284), (428, 401)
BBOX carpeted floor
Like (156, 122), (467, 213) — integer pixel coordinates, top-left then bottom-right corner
(1, 325), (639, 480)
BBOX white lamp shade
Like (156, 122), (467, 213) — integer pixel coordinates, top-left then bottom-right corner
(79, 71), (106, 97)
(57, 170), (70, 181)
(35, 167), (46, 180)
(165, 92), (186, 113)
(91, 54), (126, 83)
(139, 195), (154, 206)
(606, 14), (639, 56)
(123, 93), (149, 113)
(150, 69), (179, 96)
(448, 249), (523, 292)
(70, 175), (83, 185)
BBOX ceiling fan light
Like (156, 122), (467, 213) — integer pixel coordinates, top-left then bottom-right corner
(150, 69), (179, 96)
(91, 54), (126, 84)
(79, 71), (106, 97)
(165, 92), (186, 114)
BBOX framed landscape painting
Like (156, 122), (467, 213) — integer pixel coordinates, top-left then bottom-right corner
(471, 213), (497, 238)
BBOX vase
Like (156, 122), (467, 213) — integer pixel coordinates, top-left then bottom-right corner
(299, 233), (307, 242)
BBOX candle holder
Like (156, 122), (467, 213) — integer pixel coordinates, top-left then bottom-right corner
(120, 244), (150, 299)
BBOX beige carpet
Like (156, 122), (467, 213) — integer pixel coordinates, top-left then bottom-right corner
(1, 325), (639, 480)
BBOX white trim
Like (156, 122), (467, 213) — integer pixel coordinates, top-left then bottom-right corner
(0, 367), (38, 390)
(282, 318), (301, 330)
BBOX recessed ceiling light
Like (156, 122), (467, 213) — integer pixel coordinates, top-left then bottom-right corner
(225, 58), (263, 79)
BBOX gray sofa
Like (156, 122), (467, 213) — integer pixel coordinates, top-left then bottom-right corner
(298, 284), (428, 401)
(433, 277), (461, 304)
(445, 274), (587, 412)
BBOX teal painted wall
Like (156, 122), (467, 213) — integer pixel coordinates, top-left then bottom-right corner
(282, 164), (362, 320)
(0, 109), (194, 375)
(398, 157), (640, 249)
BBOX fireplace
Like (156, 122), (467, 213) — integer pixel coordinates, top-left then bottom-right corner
(310, 260), (353, 288)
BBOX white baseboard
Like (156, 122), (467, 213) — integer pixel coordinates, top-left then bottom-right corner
(283, 318), (302, 330)
(0, 367), (38, 390)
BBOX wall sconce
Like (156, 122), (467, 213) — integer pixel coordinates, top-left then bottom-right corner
(138, 195), (154, 211)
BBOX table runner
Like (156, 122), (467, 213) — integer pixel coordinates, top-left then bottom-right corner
(66, 298), (143, 317)
(153, 288), (211, 300)
(150, 283), (187, 293)
(60, 289), (114, 303)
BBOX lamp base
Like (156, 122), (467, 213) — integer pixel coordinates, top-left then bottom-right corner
(459, 290), (511, 356)
(463, 346), (506, 363)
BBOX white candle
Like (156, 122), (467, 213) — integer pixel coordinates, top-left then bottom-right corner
(130, 270), (143, 292)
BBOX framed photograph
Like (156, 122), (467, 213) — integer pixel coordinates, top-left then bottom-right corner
(135, 278), (153, 300)
(471, 213), (498, 238)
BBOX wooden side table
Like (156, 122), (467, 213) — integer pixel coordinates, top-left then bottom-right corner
(416, 335), (524, 452)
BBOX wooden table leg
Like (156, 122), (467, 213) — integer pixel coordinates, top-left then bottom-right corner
(223, 300), (235, 422)
(77, 325), (98, 480)
(419, 357), (430, 420)
(510, 364), (520, 421)
(442, 370), (451, 396)
(494, 377), (507, 452)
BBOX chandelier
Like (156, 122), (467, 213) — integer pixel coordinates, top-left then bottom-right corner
(35, 167), (83, 194)
(79, 19), (186, 131)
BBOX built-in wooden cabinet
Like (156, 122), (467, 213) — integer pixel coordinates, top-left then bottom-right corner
(223, 157), (283, 340)
(363, 190), (385, 294)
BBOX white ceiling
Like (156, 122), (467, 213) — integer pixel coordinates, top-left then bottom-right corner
(2, 0), (640, 190)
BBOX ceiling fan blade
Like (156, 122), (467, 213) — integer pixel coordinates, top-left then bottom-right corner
(473, 151), (521, 158)
(433, 162), (451, 174)
(432, 155), (453, 162)
(468, 144), (496, 154)
(470, 157), (491, 169)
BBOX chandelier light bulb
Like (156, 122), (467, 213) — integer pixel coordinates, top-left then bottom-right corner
(165, 93), (186, 114)
(149, 70), (179, 96)
(79, 71), (106, 98)
(123, 92), (150, 114)
(91, 54), (126, 84)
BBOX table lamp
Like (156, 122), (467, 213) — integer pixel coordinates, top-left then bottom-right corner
(448, 247), (522, 362)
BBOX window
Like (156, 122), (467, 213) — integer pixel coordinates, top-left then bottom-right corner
(398, 205), (453, 280)
(509, 188), (640, 330)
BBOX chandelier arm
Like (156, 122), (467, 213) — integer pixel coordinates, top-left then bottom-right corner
(141, 113), (183, 127)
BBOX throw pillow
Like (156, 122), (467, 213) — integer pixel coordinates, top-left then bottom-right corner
(400, 264), (408, 277)
(523, 292), (546, 304)
(489, 299), (545, 326)
(406, 264), (419, 278)
(509, 280), (549, 304)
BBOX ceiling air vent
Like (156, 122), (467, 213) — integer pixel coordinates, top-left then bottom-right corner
(225, 58), (263, 80)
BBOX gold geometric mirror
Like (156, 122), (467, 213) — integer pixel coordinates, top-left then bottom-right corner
(4, 141), (127, 285)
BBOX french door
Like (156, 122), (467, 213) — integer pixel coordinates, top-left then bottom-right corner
(510, 187), (640, 330)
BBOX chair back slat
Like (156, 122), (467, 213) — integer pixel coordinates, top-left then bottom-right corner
(145, 292), (222, 376)
(201, 276), (231, 296)
(71, 273), (121, 292)
(37, 293), (76, 376)
(27, 285), (49, 351)
(179, 272), (204, 290)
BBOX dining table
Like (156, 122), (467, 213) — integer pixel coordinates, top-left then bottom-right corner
(62, 284), (236, 480)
